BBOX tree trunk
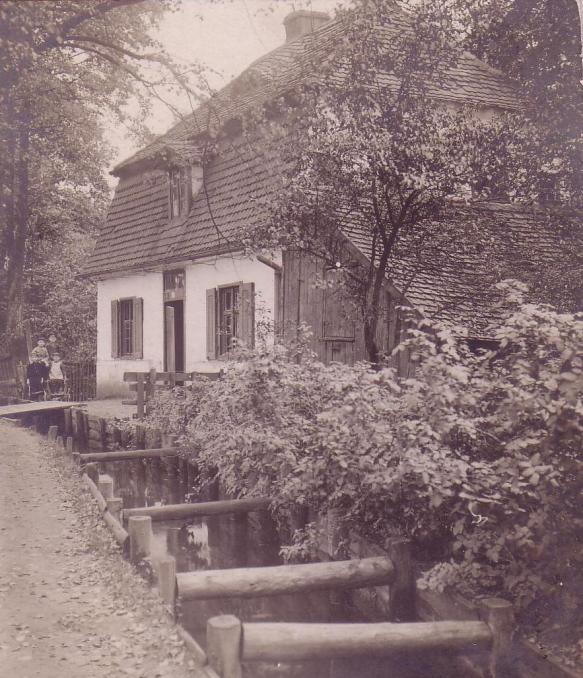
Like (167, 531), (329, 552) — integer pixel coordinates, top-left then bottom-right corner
(5, 106), (30, 343)
(363, 250), (390, 365)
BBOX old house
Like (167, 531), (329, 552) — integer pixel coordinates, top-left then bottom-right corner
(85, 8), (540, 396)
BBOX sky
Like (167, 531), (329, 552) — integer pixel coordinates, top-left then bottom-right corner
(109, 0), (338, 168)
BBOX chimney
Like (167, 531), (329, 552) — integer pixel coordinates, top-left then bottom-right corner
(283, 10), (331, 42)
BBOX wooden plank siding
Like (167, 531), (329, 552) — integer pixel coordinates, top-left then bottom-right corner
(282, 250), (413, 374)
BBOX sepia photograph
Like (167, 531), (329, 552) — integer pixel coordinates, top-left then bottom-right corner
(0, 0), (582, 676)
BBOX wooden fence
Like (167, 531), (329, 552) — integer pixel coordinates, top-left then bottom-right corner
(0, 357), (95, 402)
(123, 369), (221, 419)
(0, 355), (19, 401)
(205, 600), (514, 678)
(64, 360), (96, 401)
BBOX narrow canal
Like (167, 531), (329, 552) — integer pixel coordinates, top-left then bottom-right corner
(103, 456), (463, 678)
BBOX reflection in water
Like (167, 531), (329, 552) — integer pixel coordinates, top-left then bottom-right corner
(102, 457), (466, 678)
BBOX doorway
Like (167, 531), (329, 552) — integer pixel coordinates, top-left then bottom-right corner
(164, 300), (184, 372)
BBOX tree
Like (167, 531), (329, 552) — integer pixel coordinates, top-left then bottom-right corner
(0, 0), (199, 354)
(243, 0), (582, 363)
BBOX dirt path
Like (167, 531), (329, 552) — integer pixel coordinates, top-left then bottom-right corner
(0, 420), (201, 678)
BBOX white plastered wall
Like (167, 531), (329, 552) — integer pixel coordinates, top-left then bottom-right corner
(95, 253), (278, 397)
(96, 272), (164, 398)
(184, 253), (278, 369)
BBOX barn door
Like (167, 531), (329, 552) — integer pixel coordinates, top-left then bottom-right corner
(165, 305), (176, 373)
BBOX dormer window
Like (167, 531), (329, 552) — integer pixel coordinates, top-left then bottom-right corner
(169, 166), (191, 219)
(168, 164), (204, 219)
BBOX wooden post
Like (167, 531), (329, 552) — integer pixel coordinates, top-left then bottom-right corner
(99, 417), (108, 451)
(85, 462), (99, 484)
(166, 526), (181, 554)
(74, 409), (85, 450)
(106, 497), (123, 523)
(98, 474), (114, 500)
(72, 451), (80, 465)
(56, 435), (64, 448)
(48, 425), (58, 442)
(326, 508), (346, 557)
(136, 374), (145, 420)
(158, 555), (177, 610)
(112, 425), (122, 449)
(147, 367), (157, 416)
(63, 407), (72, 435)
(480, 598), (515, 677)
(207, 615), (242, 678)
(128, 515), (151, 562)
(135, 423), (146, 450)
(386, 537), (415, 622)
(66, 436), (74, 454)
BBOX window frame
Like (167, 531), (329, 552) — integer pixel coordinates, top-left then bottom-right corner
(111, 296), (143, 360)
(206, 281), (255, 360)
(168, 166), (192, 219)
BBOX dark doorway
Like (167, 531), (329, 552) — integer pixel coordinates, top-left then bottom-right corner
(164, 301), (184, 372)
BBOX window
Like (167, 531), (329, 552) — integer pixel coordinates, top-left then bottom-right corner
(206, 283), (254, 359)
(218, 285), (240, 355)
(120, 299), (134, 356)
(163, 269), (185, 301)
(168, 167), (191, 218)
(111, 297), (143, 359)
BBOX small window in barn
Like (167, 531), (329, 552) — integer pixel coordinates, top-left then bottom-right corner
(168, 167), (191, 219)
(205, 283), (255, 359)
(111, 297), (143, 359)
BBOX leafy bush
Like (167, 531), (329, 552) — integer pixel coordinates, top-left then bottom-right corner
(146, 285), (583, 620)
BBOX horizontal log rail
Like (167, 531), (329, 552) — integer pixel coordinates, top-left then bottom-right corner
(122, 497), (270, 522)
(177, 556), (395, 601)
(82, 474), (129, 549)
(123, 370), (221, 382)
(79, 447), (176, 463)
(240, 620), (493, 661)
(207, 600), (514, 678)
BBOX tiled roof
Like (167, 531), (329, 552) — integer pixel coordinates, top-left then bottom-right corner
(344, 202), (575, 337)
(111, 10), (520, 175)
(85, 136), (281, 276)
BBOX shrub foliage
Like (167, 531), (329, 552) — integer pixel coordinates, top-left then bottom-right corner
(147, 284), (583, 619)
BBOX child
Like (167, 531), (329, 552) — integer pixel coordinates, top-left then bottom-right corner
(26, 351), (49, 400)
(33, 338), (50, 366)
(47, 334), (62, 360)
(48, 352), (65, 397)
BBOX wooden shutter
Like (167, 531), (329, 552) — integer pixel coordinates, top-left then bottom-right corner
(111, 300), (120, 358)
(133, 297), (143, 359)
(274, 269), (283, 342)
(206, 288), (217, 359)
(239, 282), (255, 348)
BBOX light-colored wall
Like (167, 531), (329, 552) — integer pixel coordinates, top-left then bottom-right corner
(183, 254), (277, 369)
(96, 272), (164, 397)
(95, 254), (278, 397)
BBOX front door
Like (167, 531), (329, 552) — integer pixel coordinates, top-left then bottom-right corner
(165, 305), (176, 372)
(164, 301), (184, 372)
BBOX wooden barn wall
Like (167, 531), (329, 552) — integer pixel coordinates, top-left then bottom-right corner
(282, 250), (412, 375)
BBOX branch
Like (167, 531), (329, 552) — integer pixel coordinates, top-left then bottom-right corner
(65, 34), (162, 62)
(38, 0), (147, 52)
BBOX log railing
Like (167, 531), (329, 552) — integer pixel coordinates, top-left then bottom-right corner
(177, 556), (396, 601)
(206, 599), (515, 678)
(122, 496), (270, 522)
